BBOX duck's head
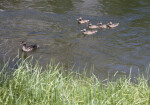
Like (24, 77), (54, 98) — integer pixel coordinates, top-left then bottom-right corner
(98, 22), (102, 25)
(81, 29), (86, 32)
(20, 41), (26, 46)
(109, 21), (112, 25)
(88, 23), (92, 26)
(77, 17), (82, 21)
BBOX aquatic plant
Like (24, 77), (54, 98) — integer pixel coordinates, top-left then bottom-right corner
(0, 57), (150, 105)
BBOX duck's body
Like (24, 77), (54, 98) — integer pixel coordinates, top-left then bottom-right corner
(21, 41), (39, 52)
(88, 23), (99, 29)
(97, 22), (108, 28)
(81, 29), (97, 35)
(99, 24), (108, 28)
(77, 17), (89, 24)
(107, 22), (119, 28)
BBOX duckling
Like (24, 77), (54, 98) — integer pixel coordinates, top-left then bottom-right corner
(97, 22), (108, 28)
(81, 29), (97, 35)
(107, 21), (119, 28)
(20, 41), (39, 52)
(88, 23), (99, 29)
(77, 17), (89, 24)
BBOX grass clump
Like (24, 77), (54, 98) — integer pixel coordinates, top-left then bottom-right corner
(0, 58), (150, 105)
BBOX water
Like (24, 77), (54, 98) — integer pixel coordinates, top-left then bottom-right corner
(0, 0), (150, 79)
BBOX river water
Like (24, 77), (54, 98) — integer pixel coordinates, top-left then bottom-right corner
(0, 0), (150, 78)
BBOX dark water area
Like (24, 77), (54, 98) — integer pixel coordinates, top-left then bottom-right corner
(0, 0), (150, 79)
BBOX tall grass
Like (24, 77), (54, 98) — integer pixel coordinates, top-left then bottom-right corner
(0, 57), (150, 105)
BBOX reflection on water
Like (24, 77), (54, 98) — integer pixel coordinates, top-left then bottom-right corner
(0, 0), (150, 79)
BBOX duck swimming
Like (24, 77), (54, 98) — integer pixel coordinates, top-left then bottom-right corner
(107, 21), (119, 28)
(97, 22), (108, 28)
(20, 41), (39, 52)
(88, 23), (99, 29)
(77, 17), (89, 24)
(81, 29), (97, 35)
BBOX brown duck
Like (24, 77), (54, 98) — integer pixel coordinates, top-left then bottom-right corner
(20, 41), (39, 52)
(107, 21), (119, 28)
(77, 17), (89, 24)
(81, 29), (97, 35)
(88, 23), (99, 29)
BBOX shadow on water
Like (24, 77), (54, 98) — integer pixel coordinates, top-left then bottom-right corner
(0, 0), (150, 79)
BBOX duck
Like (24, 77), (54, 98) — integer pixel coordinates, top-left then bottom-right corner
(20, 41), (39, 52)
(77, 17), (89, 24)
(107, 21), (119, 28)
(97, 22), (108, 28)
(81, 29), (97, 35)
(88, 23), (99, 29)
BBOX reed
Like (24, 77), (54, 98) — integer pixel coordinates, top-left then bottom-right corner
(0, 57), (150, 105)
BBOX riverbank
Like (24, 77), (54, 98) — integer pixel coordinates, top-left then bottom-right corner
(0, 58), (150, 105)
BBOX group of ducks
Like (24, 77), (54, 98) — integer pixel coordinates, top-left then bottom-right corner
(20, 17), (119, 52)
(77, 17), (119, 35)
